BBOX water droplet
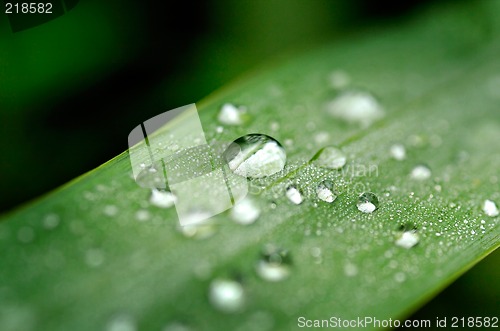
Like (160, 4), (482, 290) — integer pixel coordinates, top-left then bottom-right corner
(106, 314), (136, 331)
(483, 199), (499, 217)
(218, 103), (247, 125)
(356, 192), (379, 213)
(326, 90), (384, 127)
(314, 131), (329, 144)
(179, 223), (216, 240)
(316, 180), (337, 203)
(230, 197), (260, 225)
(85, 249), (105, 268)
(225, 134), (286, 178)
(216, 126), (224, 133)
(313, 146), (346, 170)
(209, 279), (245, 313)
(390, 144), (406, 161)
(344, 262), (358, 277)
(394, 272), (406, 283)
(285, 186), (303, 205)
(17, 227), (35, 243)
(43, 213), (60, 229)
(135, 210), (151, 222)
(256, 244), (291, 282)
(135, 163), (168, 189)
(410, 165), (431, 180)
(328, 70), (350, 89)
(149, 189), (176, 208)
(103, 205), (119, 217)
(395, 228), (419, 249)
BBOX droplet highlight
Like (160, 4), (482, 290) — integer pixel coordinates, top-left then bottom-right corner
(483, 199), (499, 217)
(410, 165), (431, 180)
(218, 103), (247, 125)
(390, 144), (406, 161)
(149, 189), (176, 208)
(316, 180), (337, 203)
(209, 279), (245, 313)
(326, 90), (384, 127)
(285, 185), (303, 205)
(230, 197), (260, 225)
(357, 192), (379, 213)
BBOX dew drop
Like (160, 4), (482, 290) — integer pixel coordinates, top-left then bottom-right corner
(135, 163), (168, 189)
(103, 205), (119, 217)
(395, 228), (419, 249)
(285, 186), (303, 205)
(224, 134), (286, 178)
(328, 70), (350, 89)
(394, 272), (406, 283)
(316, 180), (337, 203)
(149, 189), (176, 208)
(218, 103), (247, 125)
(230, 197), (260, 225)
(106, 314), (136, 331)
(344, 262), (358, 277)
(313, 146), (347, 170)
(410, 165), (431, 180)
(135, 210), (151, 222)
(256, 244), (291, 282)
(483, 199), (499, 217)
(326, 90), (384, 127)
(209, 279), (245, 313)
(179, 223), (216, 240)
(390, 144), (406, 161)
(356, 192), (379, 213)
(43, 213), (60, 229)
(85, 249), (105, 268)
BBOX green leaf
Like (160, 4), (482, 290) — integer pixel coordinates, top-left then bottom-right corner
(1, 2), (499, 331)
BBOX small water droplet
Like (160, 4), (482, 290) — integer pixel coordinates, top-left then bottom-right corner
(256, 244), (291, 282)
(395, 227), (419, 249)
(106, 314), (136, 331)
(326, 90), (384, 127)
(85, 249), (105, 268)
(149, 189), (176, 208)
(394, 272), (406, 283)
(103, 205), (119, 217)
(230, 197), (260, 225)
(328, 70), (350, 89)
(410, 165), (431, 180)
(135, 163), (168, 189)
(218, 103), (247, 125)
(216, 126), (224, 133)
(179, 223), (216, 240)
(17, 227), (35, 243)
(390, 144), (406, 161)
(135, 210), (151, 222)
(224, 134), (286, 178)
(344, 262), (358, 277)
(316, 180), (337, 203)
(356, 192), (379, 213)
(313, 146), (346, 170)
(483, 199), (499, 217)
(285, 185), (303, 205)
(43, 213), (60, 229)
(209, 279), (245, 313)
(314, 131), (329, 144)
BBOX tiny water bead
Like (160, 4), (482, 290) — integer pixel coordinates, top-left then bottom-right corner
(285, 185), (303, 205)
(209, 279), (245, 313)
(326, 90), (384, 127)
(390, 144), (406, 161)
(256, 245), (292, 282)
(230, 197), (260, 225)
(149, 189), (176, 208)
(312, 146), (347, 170)
(225, 134), (286, 178)
(106, 314), (136, 331)
(410, 165), (431, 180)
(483, 199), (499, 217)
(395, 229), (419, 249)
(316, 180), (337, 203)
(217, 103), (247, 125)
(356, 192), (379, 213)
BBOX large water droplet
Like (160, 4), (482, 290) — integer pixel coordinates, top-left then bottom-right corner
(395, 227), (419, 249)
(390, 144), (406, 161)
(256, 244), (291, 282)
(230, 197), (260, 225)
(313, 146), (347, 170)
(357, 192), (379, 213)
(285, 185), (303, 205)
(225, 134), (286, 178)
(316, 180), (337, 203)
(150, 189), (176, 208)
(410, 165), (431, 180)
(326, 90), (384, 127)
(483, 199), (499, 217)
(218, 103), (248, 125)
(209, 279), (245, 313)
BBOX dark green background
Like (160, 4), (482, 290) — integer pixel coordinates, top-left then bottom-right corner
(0, 0), (498, 328)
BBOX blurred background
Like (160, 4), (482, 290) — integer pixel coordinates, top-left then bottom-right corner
(0, 0), (498, 327)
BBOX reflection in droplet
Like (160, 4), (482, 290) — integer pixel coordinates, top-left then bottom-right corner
(224, 134), (286, 178)
(285, 186), (303, 205)
(316, 180), (337, 203)
(356, 192), (379, 213)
